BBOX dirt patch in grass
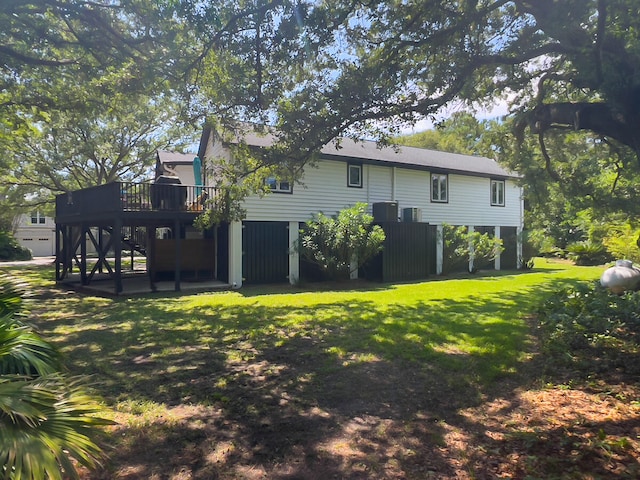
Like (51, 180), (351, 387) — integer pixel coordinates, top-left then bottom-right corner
(18, 270), (636, 480)
(79, 349), (639, 480)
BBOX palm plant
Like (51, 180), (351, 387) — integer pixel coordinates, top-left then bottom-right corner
(0, 276), (111, 480)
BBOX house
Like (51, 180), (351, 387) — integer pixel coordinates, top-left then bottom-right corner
(54, 126), (523, 294)
(14, 212), (56, 256)
(197, 125), (524, 287)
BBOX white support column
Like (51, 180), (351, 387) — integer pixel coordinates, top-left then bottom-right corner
(228, 221), (243, 288)
(288, 221), (299, 285)
(468, 225), (475, 273)
(517, 187), (525, 269)
(494, 225), (501, 270)
(350, 254), (359, 280)
(436, 224), (444, 275)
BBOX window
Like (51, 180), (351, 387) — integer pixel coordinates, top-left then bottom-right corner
(431, 174), (448, 202)
(347, 164), (363, 188)
(490, 179), (505, 206)
(266, 177), (292, 193)
(30, 212), (46, 224)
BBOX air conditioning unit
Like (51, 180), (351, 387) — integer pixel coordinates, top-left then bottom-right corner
(372, 202), (399, 222)
(402, 207), (422, 222)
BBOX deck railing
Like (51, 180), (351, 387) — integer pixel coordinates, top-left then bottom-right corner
(56, 181), (217, 217)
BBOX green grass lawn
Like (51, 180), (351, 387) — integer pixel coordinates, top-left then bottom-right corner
(7, 259), (604, 404)
(2, 259), (614, 478)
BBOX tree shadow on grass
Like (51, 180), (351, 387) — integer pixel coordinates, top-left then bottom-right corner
(32, 274), (624, 479)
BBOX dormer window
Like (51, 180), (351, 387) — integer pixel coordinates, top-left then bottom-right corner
(30, 212), (46, 224)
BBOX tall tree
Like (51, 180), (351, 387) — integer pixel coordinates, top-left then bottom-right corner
(4, 93), (195, 205)
(0, 1), (198, 214)
(185, 1), (640, 175)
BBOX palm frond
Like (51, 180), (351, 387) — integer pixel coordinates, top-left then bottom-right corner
(0, 320), (61, 376)
(0, 376), (113, 480)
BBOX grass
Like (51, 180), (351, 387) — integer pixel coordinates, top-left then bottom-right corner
(5, 258), (632, 479)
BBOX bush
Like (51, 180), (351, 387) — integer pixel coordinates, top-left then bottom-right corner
(537, 282), (640, 377)
(440, 224), (504, 274)
(602, 222), (640, 263)
(0, 231), (32, 261)
(519, 230), (536, 269)
(566, 240), (610, 265)
(298, 203), (385, 281)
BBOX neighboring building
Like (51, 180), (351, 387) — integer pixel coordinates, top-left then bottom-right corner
(14, 212), (56, 256)
(196, 125), (524, 287)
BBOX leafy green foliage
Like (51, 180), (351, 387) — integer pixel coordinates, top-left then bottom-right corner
(602, 222), (640, 263)
(0, 232), (32, 262)
(0, 276), (111, 480)
(441, 224), (504, 275)
(537, 282), (640, 378)
(566, 241), (611, 266)
(298, 203), (385, 280)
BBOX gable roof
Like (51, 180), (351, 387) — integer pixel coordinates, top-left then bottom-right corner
(157, 150), (197, 165)
(198, 125), (520, 179)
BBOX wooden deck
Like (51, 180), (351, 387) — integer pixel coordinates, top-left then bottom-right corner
(55, 181), (226, 295)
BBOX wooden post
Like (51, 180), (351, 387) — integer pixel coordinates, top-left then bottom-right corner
(114, 218), (122, 294)
(174, 218), (181, 292)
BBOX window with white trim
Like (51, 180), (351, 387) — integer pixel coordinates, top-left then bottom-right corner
(30, 212), (46, 224)
(490, 179), (505, 206)
(347, 164), (363, 188)
(431, 174), (448, 202)
(266, 177), (292, 193)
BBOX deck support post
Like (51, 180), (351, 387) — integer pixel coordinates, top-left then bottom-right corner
(174, 218), (182, 292)
(80, 223), (87, 285)
(113, 218), (122, 294)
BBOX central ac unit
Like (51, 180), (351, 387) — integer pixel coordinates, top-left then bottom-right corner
(402, 207), (422, 222)
(373, 202), (399, 222)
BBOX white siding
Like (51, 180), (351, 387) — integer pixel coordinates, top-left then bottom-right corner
(14, 214), (56, 256)
(367, 165), (393, 204)
(394, 168), (431, 218)
(202, 141), (522, 227)
(425, 174), (522, 227)
(242, 160), (369, 222)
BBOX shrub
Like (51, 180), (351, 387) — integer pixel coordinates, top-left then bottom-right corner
(0, 231), (32, 261)
(537, 282), (640, 377)
(566, 240), (610, 265)
(602, 222), (640, 263)
(298, 203), (385, 280)
(519, 230), (537, 270)
(440, 224), (504, 274)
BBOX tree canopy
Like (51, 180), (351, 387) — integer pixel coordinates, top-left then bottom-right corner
(183, 0), (640, 170)
(3, 0), (640, 219)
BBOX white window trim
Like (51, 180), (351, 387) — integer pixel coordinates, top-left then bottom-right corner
(490, 179), (505, 206)
(30, 212), (46, 224)
(347, 164), (363, 188)
(431, 173), (448, 203)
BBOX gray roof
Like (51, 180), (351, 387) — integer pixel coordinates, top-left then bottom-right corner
(157, 150), (198, 165)
(236, 129), (519, 179)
